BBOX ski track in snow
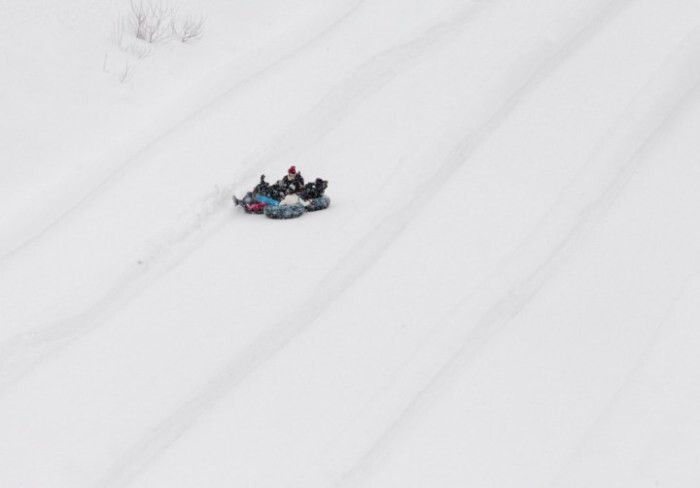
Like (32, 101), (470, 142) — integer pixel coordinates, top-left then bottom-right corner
(317, 22), (700, 488)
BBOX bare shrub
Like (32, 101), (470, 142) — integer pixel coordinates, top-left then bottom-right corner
(113, 16), (152, 58)
(128, 0), (178, 44)
(114, 0), (204, 54)
(174, 14), (205, 43)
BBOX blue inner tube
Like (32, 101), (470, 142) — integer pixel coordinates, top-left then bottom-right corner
(264, 203), (306, 219)
(306, 196), (331, 212)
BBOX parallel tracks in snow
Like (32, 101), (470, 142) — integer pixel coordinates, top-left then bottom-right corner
(315, 16), (700, 488)
(94, 1), (657, 487)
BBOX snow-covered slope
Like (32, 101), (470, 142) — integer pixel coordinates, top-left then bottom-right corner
(2, 0), (700, 486)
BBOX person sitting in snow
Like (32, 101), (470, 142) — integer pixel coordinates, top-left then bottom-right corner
(300, 178), (328, 200)
(253, 174), (271, 197)
(234, 174), (273, 207)
(279, 165), (305, 195)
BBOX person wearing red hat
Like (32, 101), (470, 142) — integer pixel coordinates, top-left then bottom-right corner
(279, 165), (305, 195)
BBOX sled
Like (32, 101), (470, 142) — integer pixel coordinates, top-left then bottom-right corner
(263, 194), (306, 220)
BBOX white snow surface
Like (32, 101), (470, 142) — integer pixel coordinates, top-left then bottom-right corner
(2, 0), (700, 486)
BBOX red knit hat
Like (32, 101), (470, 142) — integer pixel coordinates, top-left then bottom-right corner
(288, 165), (296, 175)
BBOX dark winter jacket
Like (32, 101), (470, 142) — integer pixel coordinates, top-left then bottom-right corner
(280, 173), (305, 195)
(300, 178), (328, 200)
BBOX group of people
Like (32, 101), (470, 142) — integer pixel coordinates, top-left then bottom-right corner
(254, 165), (305, 200)
(235, 165), (328, 209)
(233, 165), (330, 217)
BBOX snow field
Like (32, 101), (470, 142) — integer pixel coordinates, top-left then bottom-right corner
(2, 0), (700, 487)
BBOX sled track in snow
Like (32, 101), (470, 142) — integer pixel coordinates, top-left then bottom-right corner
(0, 0), (488, 390)
(550, 268), (700, 487)
(0, 0), (368, 266)
(0, 0), (372, 393)
(0, 0), (494, 396)
(92, 1), (652, 486)
(90, 3), (523, 487)
(226, 0), (490, 189)
(317, 22), (700, 488)
(294, 0), (639, 480)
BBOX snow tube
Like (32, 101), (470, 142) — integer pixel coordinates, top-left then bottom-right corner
(264, 203), (306, 219)
(255, 194), (280, 206)
(305, 196), (330, 212)
(244, 202), (266, 214)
